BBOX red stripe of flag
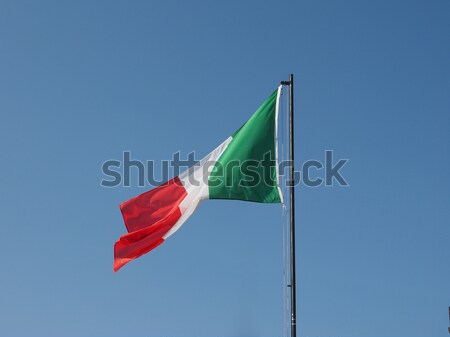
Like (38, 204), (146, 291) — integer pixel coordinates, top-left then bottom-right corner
(114, 177), (187, 272)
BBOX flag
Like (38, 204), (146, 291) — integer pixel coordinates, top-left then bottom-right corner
(114, 86), (283, 271)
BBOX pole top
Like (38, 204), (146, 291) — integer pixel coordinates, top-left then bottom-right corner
(281, 74), (294, 85)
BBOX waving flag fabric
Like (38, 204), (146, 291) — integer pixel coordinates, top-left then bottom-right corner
(114, 86), (283, 271)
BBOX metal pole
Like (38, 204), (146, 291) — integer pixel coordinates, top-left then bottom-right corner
(289, 74), (297, 337)
(282, 74), (296, 337)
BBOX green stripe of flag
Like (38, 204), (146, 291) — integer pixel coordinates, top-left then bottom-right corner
(208, 89), (281, 203)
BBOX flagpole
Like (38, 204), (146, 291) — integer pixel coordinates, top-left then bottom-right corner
(281, 74), (296, 337)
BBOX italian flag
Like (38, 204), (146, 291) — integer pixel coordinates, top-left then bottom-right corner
(114, 86), (283, 271)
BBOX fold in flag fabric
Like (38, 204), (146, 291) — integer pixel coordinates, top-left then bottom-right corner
(114, 86), (284, 271)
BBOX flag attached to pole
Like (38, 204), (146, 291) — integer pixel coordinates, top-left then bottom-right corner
(114, 86), (283, 271)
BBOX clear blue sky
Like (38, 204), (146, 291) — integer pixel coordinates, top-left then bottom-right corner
(0, 1), (449, 336)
